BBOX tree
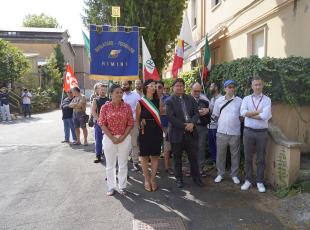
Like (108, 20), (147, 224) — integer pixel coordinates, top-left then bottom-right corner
(0, 39), (30, 84)
(23, 13), (60, 28)
(82, 0), (187, 73)
(54, 44), (65, 74)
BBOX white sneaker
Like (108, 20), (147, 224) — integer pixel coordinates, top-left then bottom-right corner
(241, 180), (252, 190)
(232, 177), (240, 184)
(257, 183), (266, 193)
(214, 175), (223, 183)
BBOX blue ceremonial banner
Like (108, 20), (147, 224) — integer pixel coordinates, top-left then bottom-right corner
(89, 25), (139, 81)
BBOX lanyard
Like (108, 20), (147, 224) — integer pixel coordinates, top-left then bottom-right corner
(251, 95), (263, 111)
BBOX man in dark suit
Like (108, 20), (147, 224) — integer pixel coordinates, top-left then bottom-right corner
(166, 78), (204, 188)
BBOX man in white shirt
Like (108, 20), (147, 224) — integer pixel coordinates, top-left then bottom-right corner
(212, 80), (242, 185)
(240, 76), (272, 193)
(122, 80), (141, 172)
(133, 79), (143, 97)
(21, 88), (32, 118)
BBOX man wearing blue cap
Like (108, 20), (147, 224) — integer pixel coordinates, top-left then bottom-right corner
(240, 76), (272, 193)
(212, 79), (242, 184)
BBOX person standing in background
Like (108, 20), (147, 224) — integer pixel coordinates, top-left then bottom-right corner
(61, 90), (77, 143)
(92, 84), (109, 163)
(157, 81), (173, 175)
(191, 82), (210, 177)
(208, 82), (222, 165)
(122, 80), (141, 172)
(0, 87), (12, 122)
(134, 79), (143, 97)
(21, 88), (32, 118)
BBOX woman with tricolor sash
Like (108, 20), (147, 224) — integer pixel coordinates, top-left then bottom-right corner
(136, 79), (163, 192)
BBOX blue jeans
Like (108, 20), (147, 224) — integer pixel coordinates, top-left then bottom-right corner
(63, 118), (77, 142)
(94, 122), (104, 157)
(23, 104), (31, 117)
(208, 129), (217, 163)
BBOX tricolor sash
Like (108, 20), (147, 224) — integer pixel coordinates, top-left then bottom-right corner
(139, 97), (162, 130)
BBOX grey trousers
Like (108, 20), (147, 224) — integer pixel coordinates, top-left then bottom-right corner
(216, 133), (240, 177)
(243, 128), (268, 183)
(197, 125), (208, 169)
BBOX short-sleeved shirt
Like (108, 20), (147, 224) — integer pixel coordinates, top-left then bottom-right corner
(98, 101), (134, 136)
(22, 92), (32, 104)
(122, 91), (141, 121)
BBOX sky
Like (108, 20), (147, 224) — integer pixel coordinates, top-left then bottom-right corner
(0, 0), (87, 44)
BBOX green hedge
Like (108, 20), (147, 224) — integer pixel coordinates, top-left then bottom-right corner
(209, 56), (310, 105)
(163, 56), (310, 105)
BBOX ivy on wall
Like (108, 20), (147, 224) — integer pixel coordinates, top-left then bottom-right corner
(164, 56), (310, 106)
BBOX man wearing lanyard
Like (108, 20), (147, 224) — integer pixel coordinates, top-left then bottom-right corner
(212, 80), (242, 185)
(240, 76), (272, 193)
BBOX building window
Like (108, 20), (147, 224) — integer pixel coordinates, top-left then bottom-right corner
(191, 0), (197, 28)
(248, 26), (268, 58)
(211, 0), (221, 10)
(211, 47), (220, 65)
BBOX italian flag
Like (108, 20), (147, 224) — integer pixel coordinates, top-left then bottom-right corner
(202, 35), (211, 80)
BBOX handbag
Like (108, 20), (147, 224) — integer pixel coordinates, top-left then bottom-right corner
(88, 115), (94, 127)
(84, 114), (90, 124)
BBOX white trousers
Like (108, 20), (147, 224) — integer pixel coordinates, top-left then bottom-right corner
(103, 135), (131, 191)
(0, 104), (11, 121)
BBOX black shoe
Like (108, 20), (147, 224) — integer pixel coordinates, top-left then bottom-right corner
(193, 178), (204, 187)
(176, 180), (184, 188)
(61, 140), (69, 143)
(94, 156), (101, 163)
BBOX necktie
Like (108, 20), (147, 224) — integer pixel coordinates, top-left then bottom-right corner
(179, 96), (189, 122)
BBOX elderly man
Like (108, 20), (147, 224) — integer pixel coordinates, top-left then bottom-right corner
(240, 76), (272, 193)
(212, 80), (242, 185)
(0, 87), (11, 122)
(190, 82), (210, 177)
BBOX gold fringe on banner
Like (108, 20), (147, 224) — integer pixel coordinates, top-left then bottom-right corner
(89, 74), (139, 81)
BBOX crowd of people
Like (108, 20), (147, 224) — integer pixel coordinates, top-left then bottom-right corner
(60, 76), (272, 196)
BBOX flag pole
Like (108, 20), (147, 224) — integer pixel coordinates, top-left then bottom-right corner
(198, 65), (206, 95)
(59, 63), (68, 109)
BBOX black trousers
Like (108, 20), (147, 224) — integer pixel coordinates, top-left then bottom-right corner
(171, 133), (200, 181)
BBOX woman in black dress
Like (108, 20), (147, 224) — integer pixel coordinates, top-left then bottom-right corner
(136, 79), (163, 191)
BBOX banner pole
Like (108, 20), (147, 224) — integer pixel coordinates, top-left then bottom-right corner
(198, 66), (206, 95)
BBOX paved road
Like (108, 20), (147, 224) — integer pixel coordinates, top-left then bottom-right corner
(0, 109), (303, 229)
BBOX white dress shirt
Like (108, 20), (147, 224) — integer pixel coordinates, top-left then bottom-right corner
(122, 91), (141, 121)
(240, 93), (272, 129)
(212, 95), (242, 135)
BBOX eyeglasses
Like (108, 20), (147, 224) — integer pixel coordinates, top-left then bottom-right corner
(157, 86), (163, 89)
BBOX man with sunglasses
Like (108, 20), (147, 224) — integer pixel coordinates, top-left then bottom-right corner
(212, 80), (242, 185)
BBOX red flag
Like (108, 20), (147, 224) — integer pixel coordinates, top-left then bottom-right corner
(172, 39), (184, 78)
(63, 64), (79, 92)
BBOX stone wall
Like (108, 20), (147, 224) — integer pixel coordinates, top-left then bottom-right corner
(271, 103), (310, 153)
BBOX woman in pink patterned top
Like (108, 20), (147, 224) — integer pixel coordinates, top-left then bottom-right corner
(98, 84), (133, 196)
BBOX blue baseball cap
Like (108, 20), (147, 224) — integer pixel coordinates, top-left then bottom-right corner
(224, 80), (236, 88)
